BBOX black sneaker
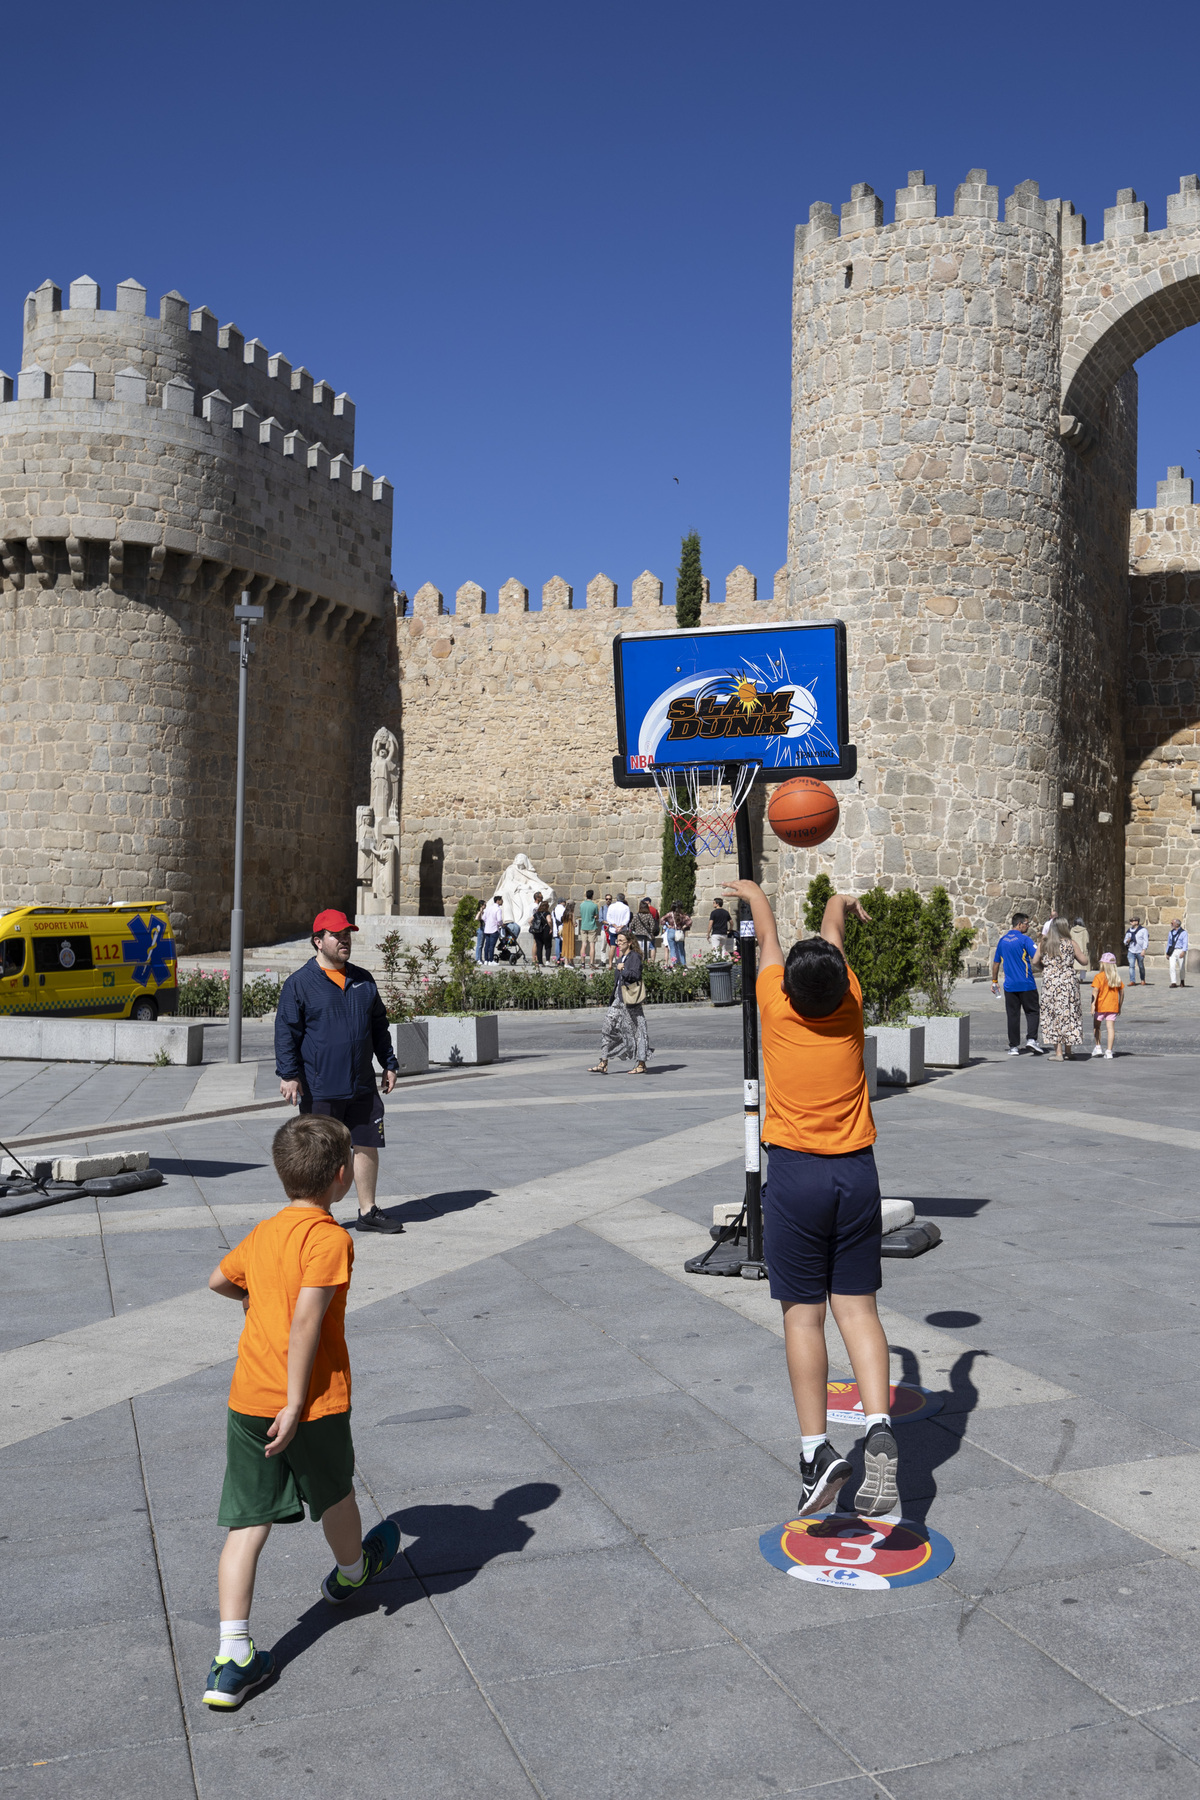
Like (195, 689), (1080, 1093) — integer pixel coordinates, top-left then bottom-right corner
(855, 1422), (900, 1517)
(797, 1440), (852, 1516)
(355, 1206), (404, 1234)
(321, 1519), (402, 1604)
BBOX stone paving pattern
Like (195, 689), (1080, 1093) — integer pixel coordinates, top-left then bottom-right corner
(2, 984), (1199, 1796)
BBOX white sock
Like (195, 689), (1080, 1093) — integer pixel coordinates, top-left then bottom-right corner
(801, 1433), (828, 1462)
(864, 1413), (891, 1433)
(337, 1552), (365, 1585)
(219, 1619), (252, 1662)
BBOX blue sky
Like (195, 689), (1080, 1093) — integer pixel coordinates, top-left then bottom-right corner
(5, 1), (1199, 608)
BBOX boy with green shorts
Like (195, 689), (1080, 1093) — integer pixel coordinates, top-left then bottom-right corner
(203, 1114), (400, 1710)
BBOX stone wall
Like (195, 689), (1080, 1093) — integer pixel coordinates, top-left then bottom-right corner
(1126, 471), (1200, 953)
(395, 568), (787, 915)
(0, 277), (395, 950)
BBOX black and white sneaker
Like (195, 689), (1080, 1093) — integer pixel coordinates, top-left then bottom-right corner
(797, 1441), (852, 1516)
(355, 1205), (405, 1234)
(855, 1422), (900, 1517)
(1026, 1040), (1045, 1056)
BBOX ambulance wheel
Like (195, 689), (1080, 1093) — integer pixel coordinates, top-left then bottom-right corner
(131, 996), (158, 1022)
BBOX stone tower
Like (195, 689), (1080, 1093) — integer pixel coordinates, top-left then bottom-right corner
(786, 169), (1200, 952)
(0, 277), (397, 949)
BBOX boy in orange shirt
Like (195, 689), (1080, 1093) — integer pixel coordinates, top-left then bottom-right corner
(202, 1114), (400, 1710)
(727, 879), (898, 1520)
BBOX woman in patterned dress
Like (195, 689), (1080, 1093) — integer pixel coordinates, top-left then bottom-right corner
(1034, 917), (1087, 1060)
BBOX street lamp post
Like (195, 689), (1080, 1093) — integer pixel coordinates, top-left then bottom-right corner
(228, 593), (263, 1064)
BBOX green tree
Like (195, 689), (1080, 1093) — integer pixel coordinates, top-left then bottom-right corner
(801, 875), (921, 1024)
(676, 530), (703, 628)
(660, 805), (696, 914)
(913, 886), (975, 1013)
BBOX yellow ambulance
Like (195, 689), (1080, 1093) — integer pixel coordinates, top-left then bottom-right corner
(0, 905), (178, 1020)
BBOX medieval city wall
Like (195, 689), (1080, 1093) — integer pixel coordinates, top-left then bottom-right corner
(0, 277), (396, 951)
(1126, 468), (1200, 951)
(395, 564), (788, 915)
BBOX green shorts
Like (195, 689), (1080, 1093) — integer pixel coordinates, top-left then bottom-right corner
(217, 1408), (355, 1528)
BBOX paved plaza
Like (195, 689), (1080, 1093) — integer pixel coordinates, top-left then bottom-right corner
(3, 982), (1200, 1797)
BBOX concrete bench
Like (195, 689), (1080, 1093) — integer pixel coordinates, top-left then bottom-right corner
(0, 1019), (204, 1065)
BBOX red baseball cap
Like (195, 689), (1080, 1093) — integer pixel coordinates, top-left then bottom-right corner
(312, 909), (358, 934)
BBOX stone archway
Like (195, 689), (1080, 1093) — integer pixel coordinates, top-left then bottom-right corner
(1060, 183), (1200, 443)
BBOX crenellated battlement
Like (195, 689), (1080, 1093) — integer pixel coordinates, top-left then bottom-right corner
(19, 276), (357, 460)
(399, 563), (789, 626)
(794, 168), (1200, 256)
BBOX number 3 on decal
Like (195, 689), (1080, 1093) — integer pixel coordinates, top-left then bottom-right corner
(825, 1533), (884, 1567)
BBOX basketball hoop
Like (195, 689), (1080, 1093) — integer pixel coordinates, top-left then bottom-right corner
(649, 762), (760, 858)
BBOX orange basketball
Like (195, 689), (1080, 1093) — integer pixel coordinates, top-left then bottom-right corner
(767, 777), (840, 848)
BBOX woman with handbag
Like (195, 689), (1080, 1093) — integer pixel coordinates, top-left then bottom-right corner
(589, 930), (651, 1074)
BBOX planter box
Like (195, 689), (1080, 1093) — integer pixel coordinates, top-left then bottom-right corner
(863, 1031), (878, 1100)
(867, 1023), (925, 1086)
(908, 1012), (970, 1067)
(413, 1013), (499, 1065)
(388, 1020), (430, 1077)
(0, 1018), (203, 1065)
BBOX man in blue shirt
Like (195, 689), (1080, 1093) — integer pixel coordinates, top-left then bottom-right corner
(276, 909), (402, 1233)
(991, 913), (1044, 1057)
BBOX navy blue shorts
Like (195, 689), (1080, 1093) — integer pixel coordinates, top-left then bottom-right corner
(762, 1144), (882, 1304)
(300, 1088), (385, 1149)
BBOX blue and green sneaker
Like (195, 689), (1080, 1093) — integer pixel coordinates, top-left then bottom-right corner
(202, 1643), (275, 1709)
(321, 1519), (402, 1604)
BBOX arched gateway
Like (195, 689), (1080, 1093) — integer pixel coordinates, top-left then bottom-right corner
(784, 169), (1200, 957)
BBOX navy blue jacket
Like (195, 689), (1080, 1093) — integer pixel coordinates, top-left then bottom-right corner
(274, 958), (398, 1101)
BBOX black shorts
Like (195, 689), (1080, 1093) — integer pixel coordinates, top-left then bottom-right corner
(300, 1088), (385, 1148)
(762, 1144), (882, 1304)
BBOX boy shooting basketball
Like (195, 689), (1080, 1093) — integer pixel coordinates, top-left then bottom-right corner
(725, 879), (898, 1519)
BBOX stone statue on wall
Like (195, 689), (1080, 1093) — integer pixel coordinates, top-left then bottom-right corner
(496, 852), (554, 928)
(356, 732), (401, 917)
(370, 727), (400, 827)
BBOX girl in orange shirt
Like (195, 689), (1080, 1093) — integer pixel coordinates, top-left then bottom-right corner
(1091, 952), (1123, 1060)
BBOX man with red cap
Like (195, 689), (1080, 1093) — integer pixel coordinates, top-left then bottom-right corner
(274, 910), (402, 1234)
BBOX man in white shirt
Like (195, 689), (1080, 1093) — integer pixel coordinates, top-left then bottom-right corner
(1124, 917), (1149, 985)
(1167, 918), (1189, 987)
(605, 894), (632, 966)
(481, 895), (503, 965)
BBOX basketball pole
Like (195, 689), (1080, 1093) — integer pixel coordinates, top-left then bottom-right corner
(734, 782), (767, 1278)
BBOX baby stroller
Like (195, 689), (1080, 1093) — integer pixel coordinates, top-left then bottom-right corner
(492, 921), (527, 965)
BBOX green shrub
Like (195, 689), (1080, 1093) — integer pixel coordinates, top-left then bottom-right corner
(450, 894), (480, 964)
(912, 886), (975, 1014)
(242, 974), (284, 1017)
(801, 876), (919, 1025)
(177, 969), (230, 1016)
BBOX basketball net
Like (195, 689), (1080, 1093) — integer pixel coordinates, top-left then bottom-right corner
(648, 762), (760, 858)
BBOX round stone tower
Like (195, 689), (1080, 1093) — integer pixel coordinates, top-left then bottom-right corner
(785, 170), (1136, 949)
(0, 276), (398, 949)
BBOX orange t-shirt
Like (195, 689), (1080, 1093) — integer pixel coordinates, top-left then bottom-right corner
(757, 963), (876, 1155)
(220, 1207), (354, 1420)
(322, 966), (346, 990)
(1092, 971), (1123, 1015)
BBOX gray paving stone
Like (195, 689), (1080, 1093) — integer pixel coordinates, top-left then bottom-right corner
(100, 1224), (231, 1311)
(0, 1239), (114, 1351)
(985, 1558), (1200, 1710)
(490, 1640), (857, 1799)
(526, 1390), (749, 1467)
(426, 1543), (724, 1679)
(1150, 1699), (1200, 1758)
(760, 1602), (1110, 1768)
(579, 1444), (793, 1538)
(477, 1340), (676, 1412)
(0, 1619), (183, 1769)
(191, 1680), (536, 1799)
(931, 1479), (1164, 1594)
(2, 1514), (163, 1633)
(881, 1716), (1196, 1797)
(355, 1408), (568, 1493)
(0, 1736), (195, 1799)
(960, 1396), (1195, 1478)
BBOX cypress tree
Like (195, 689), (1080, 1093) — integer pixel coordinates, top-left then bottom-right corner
(675, 530), (703, 627)
(660, 806), (697, 915)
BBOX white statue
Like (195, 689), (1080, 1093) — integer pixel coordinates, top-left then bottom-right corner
(370, 727), (400, 828)
(355, 805), (375, 891)
(370, 831), (397, 911)
(495, 853), (554, 928)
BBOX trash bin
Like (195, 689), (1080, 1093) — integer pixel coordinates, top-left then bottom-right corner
(708, 961), (736, 1006)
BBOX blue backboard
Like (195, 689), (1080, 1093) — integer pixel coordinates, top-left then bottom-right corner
(612, 619), (855, 788)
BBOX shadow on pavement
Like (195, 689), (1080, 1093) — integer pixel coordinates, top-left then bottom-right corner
(878, 1346), (984, 1528)
(151, 1157), (267, 1178)
(399, 1481), (563, 1592)
(899, 1195), (993, 1219)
